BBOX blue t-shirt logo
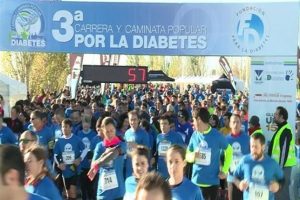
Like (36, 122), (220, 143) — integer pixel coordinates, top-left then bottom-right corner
(82, 137), (90, 149)
(251, 165), (265, 184)
(232, 142), (242, 155)
(199, 140), (208, 149)
(64, 143), (73, 151)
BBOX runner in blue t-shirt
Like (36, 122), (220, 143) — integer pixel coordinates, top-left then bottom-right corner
(176, 109), (193, 145)
(30, 110), (54, 148)
(135, 171), (172, 200)
(52, 107), (65, 140)
(65, 99), (76, 118)
(24, 146), (62, 200)
(77, 114), (97, 200)
(0, 145), (49, 200)
(88, 117), (126, 200)
(186, 107), (233, 200)
(89, 116), (105, 197)
(54, 119), (87, 200)
(124, 110), (150, 178)
(233, 133), (284, 200)
(124, 145), (150, 200)
(226, 114), (250, 200)
(167, 145), (204, 200)
(156, 115), (184, 178)
(90, 125), (103, 152)
(70, 110), (82, 135)
(0, 115), (18, 145)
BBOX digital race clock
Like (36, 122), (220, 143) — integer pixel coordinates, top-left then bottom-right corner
(82, 65), (148, 84)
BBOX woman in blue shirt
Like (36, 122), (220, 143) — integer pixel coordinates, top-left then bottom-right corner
(24, 146), (62, 200)
(88, 117), (126, 200)
(124, 145), (150, 200)
(167, 145), (204, 200)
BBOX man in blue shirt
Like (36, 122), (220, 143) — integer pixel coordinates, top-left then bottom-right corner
(65, 99), (76, 118)
(77, 115), (97, 200)
(70, 110), (82, 135)
(176, 109), (193, 145)
(54, 119), (87, 200)
(30, 110), (54, 148)
(124, 110), (150, 178)
(226, 114), (250, 200)
(156, 115), (184, 178)
(53, 108), (65, 140)
(186, 107), (233, 200)
(233, 133), (284, 200)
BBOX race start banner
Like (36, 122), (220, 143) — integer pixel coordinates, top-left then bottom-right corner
(0, 1), (299, 56)
(249, 57), (297, 142)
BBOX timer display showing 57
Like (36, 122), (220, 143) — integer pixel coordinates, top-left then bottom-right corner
(82, 65), (148, 84)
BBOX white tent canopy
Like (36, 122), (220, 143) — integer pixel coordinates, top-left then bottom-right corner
(175, 75), (245, 92)
(176, 75), (220, 85)
(0, 73), (27, 117)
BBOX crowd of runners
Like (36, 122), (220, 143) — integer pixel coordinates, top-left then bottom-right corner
(0, 83), (298, 200)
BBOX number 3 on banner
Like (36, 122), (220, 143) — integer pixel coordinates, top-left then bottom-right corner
(52, 10), (74, 42)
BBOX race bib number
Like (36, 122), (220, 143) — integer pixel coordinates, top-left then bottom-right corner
(127, 141), (137, 154)
(249, 184), (269, 200)
(158, 141), (171, 157)
(230, 155), (242, 172)
(62, 151), (75, 165)
(100, 170), (118, 191)
(195, 148), (211, 166)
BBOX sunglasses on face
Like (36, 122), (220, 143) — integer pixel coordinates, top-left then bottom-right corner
(19, 139), (34, 144)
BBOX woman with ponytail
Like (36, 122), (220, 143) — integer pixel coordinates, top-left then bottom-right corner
(24, 146), (62, 200)
(87, 116), (127, 200)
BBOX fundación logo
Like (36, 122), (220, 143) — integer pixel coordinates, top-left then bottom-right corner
(254, 70), (263, 81)
(232, 6), (269, 54)
(10, 3), (46, 48)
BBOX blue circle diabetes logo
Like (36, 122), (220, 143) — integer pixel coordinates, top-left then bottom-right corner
(232, 7), (269, 54)
(10, 3), (46, 48)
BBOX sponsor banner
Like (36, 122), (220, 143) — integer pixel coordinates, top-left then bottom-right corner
(0, 1), (299, 55)
(249, 57), (297, 142)
(70, 54), (83, 99)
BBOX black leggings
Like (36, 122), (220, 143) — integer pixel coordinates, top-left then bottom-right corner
(228, 182), (243, 200)
(80, 168), (96, 200)
(200, 185), (219, 200)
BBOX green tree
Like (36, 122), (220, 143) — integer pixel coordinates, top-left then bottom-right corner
(30, 53), (69, 95)
(126, 55), (147, 66)
(168, 56), (182, 77)
(1, 52), (69, 96)
(0, 51), (35, 88)
(187, 56), (206, 76)
(148, 56), (165, 71)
